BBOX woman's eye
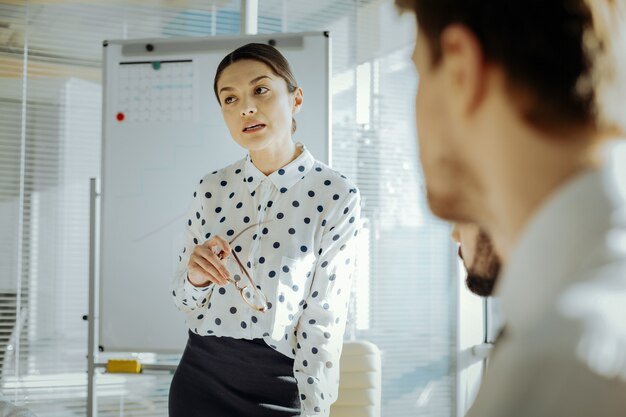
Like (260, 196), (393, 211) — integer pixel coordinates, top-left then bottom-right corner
(224, 96), (236, 104)
(255, 86), (269, 95)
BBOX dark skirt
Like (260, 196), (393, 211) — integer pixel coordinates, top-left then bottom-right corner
(169, 331), (301, 417)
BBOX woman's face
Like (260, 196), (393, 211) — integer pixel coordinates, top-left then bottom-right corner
(216, 59), (302, 153)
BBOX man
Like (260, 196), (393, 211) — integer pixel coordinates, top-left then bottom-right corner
(452, 223), (500, 296)
(396, 0), (626, 415)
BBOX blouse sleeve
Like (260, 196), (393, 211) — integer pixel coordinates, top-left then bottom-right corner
(293, 187), (362, 416)
(171, 180), (214, 313)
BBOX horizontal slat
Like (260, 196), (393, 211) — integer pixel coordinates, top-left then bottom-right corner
(330, 405), (379, 417)
(334, 388), (380, 406)
(340, 354), (380, 372)
(336, 371), (379, 389)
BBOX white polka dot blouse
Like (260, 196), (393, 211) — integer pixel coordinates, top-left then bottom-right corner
(171, 143), (361, 416)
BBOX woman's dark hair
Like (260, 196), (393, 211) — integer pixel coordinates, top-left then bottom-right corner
(214, 43), (299, 134)
(396, 0), (599, 132)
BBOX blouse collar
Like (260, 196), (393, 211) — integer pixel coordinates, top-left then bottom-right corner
(243, 142), (315, 194)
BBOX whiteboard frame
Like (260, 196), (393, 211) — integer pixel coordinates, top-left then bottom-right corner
(97, 31), (331, 354)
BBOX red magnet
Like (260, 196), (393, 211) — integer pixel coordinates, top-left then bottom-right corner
(116, 112), (125, 122)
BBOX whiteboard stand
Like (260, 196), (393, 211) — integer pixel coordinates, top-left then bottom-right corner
(87, 177), (100, 417)
(87, 179), (181, 416)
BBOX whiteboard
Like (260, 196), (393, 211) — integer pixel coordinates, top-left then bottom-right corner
(100, 32), (330, 353)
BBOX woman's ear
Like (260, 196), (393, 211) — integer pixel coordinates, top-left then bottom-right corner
(292, 87), (303, 114)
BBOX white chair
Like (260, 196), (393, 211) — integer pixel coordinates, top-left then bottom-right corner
(330, 340), (381, 417)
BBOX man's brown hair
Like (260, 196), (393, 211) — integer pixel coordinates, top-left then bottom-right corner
(397, 0), (601, 132)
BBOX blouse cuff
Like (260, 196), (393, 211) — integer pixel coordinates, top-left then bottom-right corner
(184, 274), (212, 307)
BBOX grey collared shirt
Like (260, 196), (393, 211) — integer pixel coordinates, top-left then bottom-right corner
(468, 140), (626, 417)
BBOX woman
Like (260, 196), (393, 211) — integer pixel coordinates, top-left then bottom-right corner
(169, 43), (361, 417)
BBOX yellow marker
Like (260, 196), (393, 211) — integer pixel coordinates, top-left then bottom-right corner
(106, 359), (142, 373)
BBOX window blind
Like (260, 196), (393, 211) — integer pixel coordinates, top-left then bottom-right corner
(0, 2), (242, 416)
(0, 1), (458, 416)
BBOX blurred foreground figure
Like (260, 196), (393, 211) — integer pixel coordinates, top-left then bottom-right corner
(398, 0), (626, 415)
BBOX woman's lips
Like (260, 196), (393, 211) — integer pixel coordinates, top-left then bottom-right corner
(242, 121), (266, 132)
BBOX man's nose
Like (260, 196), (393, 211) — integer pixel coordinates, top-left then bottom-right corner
(451, 223), (461, 243)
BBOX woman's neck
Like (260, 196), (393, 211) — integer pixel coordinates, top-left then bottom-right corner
(250, 141), (301, 175)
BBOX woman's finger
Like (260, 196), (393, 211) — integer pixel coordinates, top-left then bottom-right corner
(204, 235), (232, 259)
(194, 245), (231, 282)
(189, 252), (228, 286)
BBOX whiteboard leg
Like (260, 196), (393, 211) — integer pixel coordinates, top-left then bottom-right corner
(88, 178), (101, 417)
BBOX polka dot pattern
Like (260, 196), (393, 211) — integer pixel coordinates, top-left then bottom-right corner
(171, 143), (361, 416)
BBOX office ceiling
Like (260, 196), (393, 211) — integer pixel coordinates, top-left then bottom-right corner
(0, 0), (380, 80)
(0, 0), (374, 56)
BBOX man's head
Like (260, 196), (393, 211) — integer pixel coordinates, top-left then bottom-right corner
(452, 223), (501, 296)
(401, 0), (596, 126)
(397, 0), (607, 223)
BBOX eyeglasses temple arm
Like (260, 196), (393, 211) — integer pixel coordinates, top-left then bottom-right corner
(231, 252), (257, 288)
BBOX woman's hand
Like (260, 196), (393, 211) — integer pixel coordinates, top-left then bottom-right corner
(187, 235), (232, 287)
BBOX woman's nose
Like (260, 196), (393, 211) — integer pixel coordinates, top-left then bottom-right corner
(240, 99), (257, 116)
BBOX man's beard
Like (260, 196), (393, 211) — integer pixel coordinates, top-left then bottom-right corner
(466, 270), (498, 296)
(462, 230), (501, 297)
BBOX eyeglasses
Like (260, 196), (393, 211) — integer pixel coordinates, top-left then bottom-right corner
(217, 222), (269, 312)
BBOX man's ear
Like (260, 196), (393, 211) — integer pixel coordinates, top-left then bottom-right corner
(440, 24), (487, 116)
(292, 87), (303, 114)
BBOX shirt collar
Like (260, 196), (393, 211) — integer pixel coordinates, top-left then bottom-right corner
(496, 140), (626, 336)
(243, 142), (315, 193)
